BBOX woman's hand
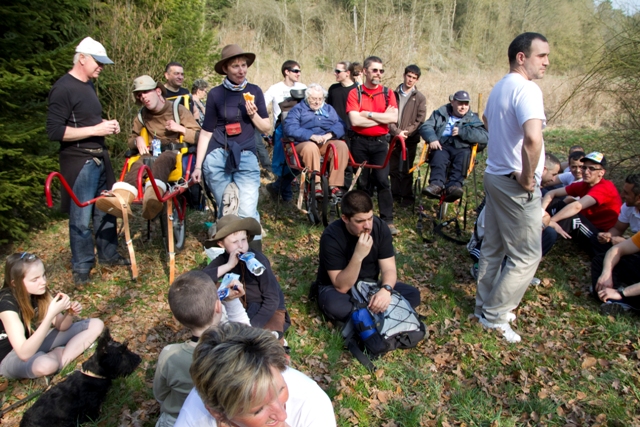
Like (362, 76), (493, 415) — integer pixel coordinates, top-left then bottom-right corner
(245, 100), (258, 118)
(47, 293), (71, 319)
(192, 168), (202, 183)
(68, 301), (82, 316)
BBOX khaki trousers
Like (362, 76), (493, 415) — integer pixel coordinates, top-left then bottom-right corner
(295, 140), (349, 187)
(476, 173), (542, 323)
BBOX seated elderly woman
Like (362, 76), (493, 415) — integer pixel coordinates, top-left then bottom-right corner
(283, 83), (349, 197)
(174, 322), (336, 427)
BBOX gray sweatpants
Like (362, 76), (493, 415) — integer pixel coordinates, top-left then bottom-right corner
(475, 173), (542, 324)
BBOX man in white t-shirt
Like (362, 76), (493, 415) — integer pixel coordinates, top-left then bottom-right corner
(475, 32), (549, 343)
(597, 174), (640, 246)
(264, 60), (308, 124)
(174, 323), (336, 427)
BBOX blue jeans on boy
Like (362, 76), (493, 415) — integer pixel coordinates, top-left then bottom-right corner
(203, 148), (262, 240)
(69, 159), (119, 273)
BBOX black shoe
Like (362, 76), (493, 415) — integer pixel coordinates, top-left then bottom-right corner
(73, 272), (91, 285)
(444, 186), (463, 202)
(600, 302), (630, 316)
(422, 184), (442, 199)
(102, 256), (131, 267)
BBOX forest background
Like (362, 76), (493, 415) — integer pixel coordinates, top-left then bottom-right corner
(0, 0), (639, 244)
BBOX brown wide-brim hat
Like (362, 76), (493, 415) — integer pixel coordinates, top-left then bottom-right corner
(214, 44), (256, 76)
(210, 214), (262, 244)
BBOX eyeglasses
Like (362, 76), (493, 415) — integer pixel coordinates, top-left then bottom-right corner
(288, 69), (301, 74)
(369, 68), (385, 74)
(334, 69), (346, 74)
(135, 89), (155, 99)
(20, 252), (37, 261)
(580, 165), (603, 172)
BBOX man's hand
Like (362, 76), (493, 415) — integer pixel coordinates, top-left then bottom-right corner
(398, 130), (409, 139)
(353, 232), (373, 263)
(515, 171), (536, 192)
(596, 272), (614, 291)
(598, 287), (622, 302)
(549, 220), (571, 239)
(135, 136), (149, 155)
(597, 232), (612, 244)
(429, 141), (442, 151)
(451, 126), (459, 137)
(165, 120), (185, 134)
(368, 288), (392, 314)
(95, 119), (120, 137)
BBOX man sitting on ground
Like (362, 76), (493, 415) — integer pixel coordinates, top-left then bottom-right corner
(282, 83), (349, 198)
(175, 322), (336, 427)
(96, 75), (200, 220)
(419, 90), (488, 202)
(315, 190), (420, 324)
(597, 174), (640, 246)
(594, 231), (640, 316)
(542, 150), (584, 195)
(541, 152), (621, 258)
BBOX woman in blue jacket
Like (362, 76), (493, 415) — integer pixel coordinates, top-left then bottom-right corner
(283, 83), (349, 197)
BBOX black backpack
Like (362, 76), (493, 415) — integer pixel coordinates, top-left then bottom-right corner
(344, 281), (426, 371)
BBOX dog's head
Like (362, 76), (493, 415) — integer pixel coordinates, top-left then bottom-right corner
(82, 328), (142, 379)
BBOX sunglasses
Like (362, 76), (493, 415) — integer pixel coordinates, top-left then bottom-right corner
(334, 69), (346, 74)
(369, 68), (385, 74)
(20, 252), (37, 261)
(288, 69), (302, 74)
(580, 165), (603, 172)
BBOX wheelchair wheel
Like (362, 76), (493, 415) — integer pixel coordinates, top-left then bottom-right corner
(305, 172), (321, 225)
(434, 217), (470, 245)
(160, 197), (186, 252)
(321, 175), (340, 227)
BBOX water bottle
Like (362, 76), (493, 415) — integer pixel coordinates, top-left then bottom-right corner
(218, 273), (240, 300)
(352, 307), (376, 340)
(152, 135), (161, 157)
(238, 252), (266, 276)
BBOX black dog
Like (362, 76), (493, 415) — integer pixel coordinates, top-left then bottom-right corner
(20, 328), (141, 427)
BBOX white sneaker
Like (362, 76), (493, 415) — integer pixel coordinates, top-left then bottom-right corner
(479, 317), (521, 343)
(505, 312), (516, 322)
(530, 277), (541, 286)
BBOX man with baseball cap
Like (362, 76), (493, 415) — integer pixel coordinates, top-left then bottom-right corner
(95, 75), (200, 220)
(46, 36), (126, 285)
(542, 151), (622, 257)
(419, 90), (488, 201)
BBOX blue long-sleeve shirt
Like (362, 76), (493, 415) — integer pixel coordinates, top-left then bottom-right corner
(283, 101), (345, 143)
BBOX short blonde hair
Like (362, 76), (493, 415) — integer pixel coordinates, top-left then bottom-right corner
(190, 323), (287, 420)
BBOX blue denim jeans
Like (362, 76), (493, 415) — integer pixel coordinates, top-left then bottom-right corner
(203, 148), (262, 239)
(68, 159), (119, 273)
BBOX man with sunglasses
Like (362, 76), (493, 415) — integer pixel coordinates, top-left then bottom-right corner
(346, 56), (399, 235)
(96, 75), (200, 221)
(327, 61), (357, 134)
(47, 37), (128, 285)
(264, 60), (307, 125)
(541, 152), (621, 258)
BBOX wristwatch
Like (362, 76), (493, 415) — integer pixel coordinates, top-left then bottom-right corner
(367, 112), (374, 119)
(381, 284), (393, 293)
(617, 287), (625, 298)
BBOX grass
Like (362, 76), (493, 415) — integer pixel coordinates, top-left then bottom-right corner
(2, 127), (640, 426)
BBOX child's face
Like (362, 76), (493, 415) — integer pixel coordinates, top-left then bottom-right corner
(23, 261), (47, 295)
(218, 230), (249, 254)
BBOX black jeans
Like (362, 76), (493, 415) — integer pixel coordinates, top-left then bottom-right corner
(350, 134), (393, 223)
(591, 251), (640, 309)
(390, 133), (420, 200)
(318, 282), (421, 323)
(428, 144), (470, 189)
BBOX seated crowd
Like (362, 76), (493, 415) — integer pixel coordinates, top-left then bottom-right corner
(4, 34), (638, 427)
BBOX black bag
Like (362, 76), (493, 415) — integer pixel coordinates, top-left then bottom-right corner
(344, 281), (426, 371)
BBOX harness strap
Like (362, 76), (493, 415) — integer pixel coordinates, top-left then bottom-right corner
(113, 191), (138, 280)
(297, 170), (307, 211)
(348, 164), (366, 192)
(166, 198), (175, 284)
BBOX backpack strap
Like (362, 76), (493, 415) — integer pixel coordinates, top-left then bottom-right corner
(172, 98), (181, 126)
(342, 319), (376, 372)
(357, 85), (390, 110)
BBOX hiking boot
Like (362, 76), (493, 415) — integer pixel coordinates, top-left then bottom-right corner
(444, 185), (464, 202)
(101, 256), (131, 267)
(422, 184), (442, 199)
(142, 180), (166, 220)
(479, 316), (521, 343)
(600, 301), (631, 316)
(95, 182), (138, 219)
(73, 272), (91, 285)
(387, 223), (399, 236)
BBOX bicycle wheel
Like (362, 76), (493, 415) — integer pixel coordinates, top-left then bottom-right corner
(321, 175), (340, 227)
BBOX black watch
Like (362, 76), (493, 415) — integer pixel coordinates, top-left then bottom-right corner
(382, 284), (393, 293)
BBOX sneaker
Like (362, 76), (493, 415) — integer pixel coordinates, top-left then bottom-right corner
(73, 272), (91, 285)
(530, 277), (541, 286)
(444, 186), (464, 202)
(422, 184), (442, 199)
(387, 223), (399, 236)
(505, 312), (517, 322)
(315, 189), (324, 199)
(330, 187), (344, 197)
(101, 256), (131, 267)
(600, 301), (631, 316)
(479, 316), (522, 343)
(470, 263), (478, 281)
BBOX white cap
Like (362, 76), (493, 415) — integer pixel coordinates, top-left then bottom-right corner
(75, 37), (113, 65)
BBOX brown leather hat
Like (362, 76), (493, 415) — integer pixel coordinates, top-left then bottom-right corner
(214, 44), (256, 76)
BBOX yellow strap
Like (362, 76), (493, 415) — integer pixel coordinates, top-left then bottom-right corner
(409, 143), (429, 174)
(467, 144), (478, 177)
(167, 198), (175, 284)
(113, 192), (138, 280)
